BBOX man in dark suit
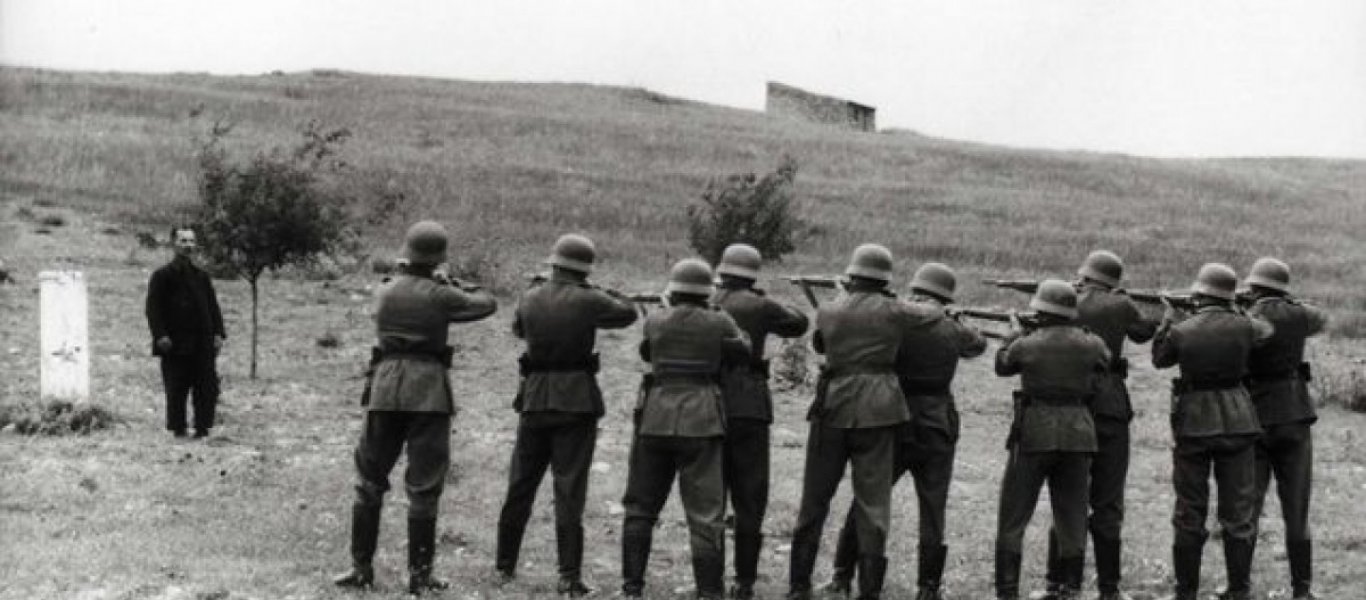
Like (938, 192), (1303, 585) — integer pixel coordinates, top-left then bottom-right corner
(145, 226), (226, 439)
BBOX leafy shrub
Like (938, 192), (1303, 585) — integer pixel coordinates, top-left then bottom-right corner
(0, 400), (122, 435)
(772, 338), (813, 391)
(1314, 367), (1366, 413)
(686, 155), (802, 266)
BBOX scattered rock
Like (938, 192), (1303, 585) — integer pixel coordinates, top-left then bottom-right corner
(591, 461), (611, 474)
(78, 477), (98, 493)
(605, 500), (624, 516)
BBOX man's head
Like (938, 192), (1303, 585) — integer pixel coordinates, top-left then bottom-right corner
(547, 233), (596, 276)
(1077, 250), (1123, 288)
(1191, 262), (1238, 303)
(1029, 279), (1080, 320)
(1245, 257), (1291, 296)
(909, 262), (957, 303)
(171, 227), (198, 260)
(716, 243), (763, 286)
(844, 243), (893, 288)
(666, 258), (715, 305)
(403, 220), (449, 267)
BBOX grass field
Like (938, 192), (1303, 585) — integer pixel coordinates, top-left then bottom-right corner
(1, 66), (1365, 599)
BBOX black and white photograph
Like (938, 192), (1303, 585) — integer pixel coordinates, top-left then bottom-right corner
(1, 1), (1363, 599)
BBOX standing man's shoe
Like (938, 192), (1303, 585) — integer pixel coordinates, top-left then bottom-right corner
(558, 577), (592, 597)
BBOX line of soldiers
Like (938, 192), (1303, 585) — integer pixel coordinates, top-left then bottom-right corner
(332, 221), (1327, 600)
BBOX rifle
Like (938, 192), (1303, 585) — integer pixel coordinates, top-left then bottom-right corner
(982, 279), (1041, 295)
(782, 275), (842, 308)
(947, 306), (1042, 340)
(1122, 289), (1198, 310)
(627, 293), (664, 305)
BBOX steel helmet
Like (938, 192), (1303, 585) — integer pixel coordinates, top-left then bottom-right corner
(909, 262), (957, 301)
(1077, 250), (1124, 288)
(547, 233), (596, 274)
(716, 243), (763, 280)
(1245, 257), (1290, 293)
(844, 243), (893, 282)
(1191, 263), (1237, 301)
(403, 220), (448, 266)
(666, 258), (716, 297)
(1030, 279), (1079, 320)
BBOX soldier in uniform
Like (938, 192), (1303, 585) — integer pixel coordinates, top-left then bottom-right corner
(787, 244), (943, 600)
(1152, 263), (1273, 600)
(711, 243), (810, 599)
(333, 221), (497, 594)
(494, 234), (638, 596)
(1039, 251), (1158, 600)
(145, 226), (226, 439)
(621, 258), (752, 600)
(1242, 258), (1328, 600)
(993, 280), (1111, 600)
(824, 262), (986, 600)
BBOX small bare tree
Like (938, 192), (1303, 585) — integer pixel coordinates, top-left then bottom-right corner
(686, 155), (802, 265)
(194, 121), (356, 378)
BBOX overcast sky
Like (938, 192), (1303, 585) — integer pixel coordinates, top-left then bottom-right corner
(3, 0), (1364, 158)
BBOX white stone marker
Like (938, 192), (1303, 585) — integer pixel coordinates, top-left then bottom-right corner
(39, 270), (90, 401)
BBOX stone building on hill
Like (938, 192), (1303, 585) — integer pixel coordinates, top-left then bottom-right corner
(766, 82), (876, 132)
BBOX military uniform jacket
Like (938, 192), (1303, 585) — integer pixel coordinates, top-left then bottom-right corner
(995, 323), (1110, 453)
(368, 274), (497, 414)
(637, 303), (751, 437)
(1245, 296), (1328, 426)
(145, 258), (226, 356)
(713, 285), (810, 422)
(513, 274), (638, 416)
(813, 287), (943, 429)
(895, 295), (987, 436)
(1151, 305), (1273, 438)
(1076, 283), (1158, 420)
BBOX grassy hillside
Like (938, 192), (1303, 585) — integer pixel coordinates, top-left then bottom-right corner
(2, 66), (1363, 333)
(1, 67), (1365, 600)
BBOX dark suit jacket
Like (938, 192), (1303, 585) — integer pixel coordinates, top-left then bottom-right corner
(145, 258), (225, 356)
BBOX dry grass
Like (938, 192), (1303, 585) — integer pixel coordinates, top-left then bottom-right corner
(1, 67), (1365, 599)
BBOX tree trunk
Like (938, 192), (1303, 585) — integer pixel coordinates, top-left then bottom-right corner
(249, 278), (259, 379)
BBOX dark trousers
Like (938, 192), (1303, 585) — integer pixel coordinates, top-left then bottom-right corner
(1253, 422), (1312, 543)
(352, 411), (452, 519)
(995, 449), (1091, 555)
(831, 421), (956, 575)
(160, 352), (219, 432)
(622, 435), (726, 597)
(1045, 417), (1130, 591)
(788, 424), (897, 592)
(1172, 434), (1258, 547)
(724, 418), (770, 586)
(495, 412), (598, 578)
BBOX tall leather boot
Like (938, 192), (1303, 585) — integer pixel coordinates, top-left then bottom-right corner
(494, 518), (527, 580)
(556, 524), (590, 597)
(694, 545), (726, 600)
(731, 531), (763, 599)
(1033, 530), (1064, 600)
(1093, 536), (1123, 599)
(1171, 542), (1203, 600)
(787, 535), (820, 599)
(1056, 556), (1084, 600)
(1287, 539), (1313, 599)
(1216, 538), (1253, 600)
(855, 555), (888, 600)
(333, 505), (380, 588)
(621, 521), (652, 598)
(823, 524), (857, 596)
(995, 549), (1022, 600)
(407, 517), (449, 595)
(914, 544), (947, 600)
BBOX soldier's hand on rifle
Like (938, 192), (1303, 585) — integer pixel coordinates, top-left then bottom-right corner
(1159, 295), (1180, 324)
(1007, 309), (1025, 336)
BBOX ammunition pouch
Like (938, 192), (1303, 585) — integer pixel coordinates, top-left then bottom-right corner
(517, 352), (601, 377)
(359, 347), (383, 407)
(1006, 391), (1026, 449)
(808, 363), (895, 421)
(1172, 376), (1244, 394)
